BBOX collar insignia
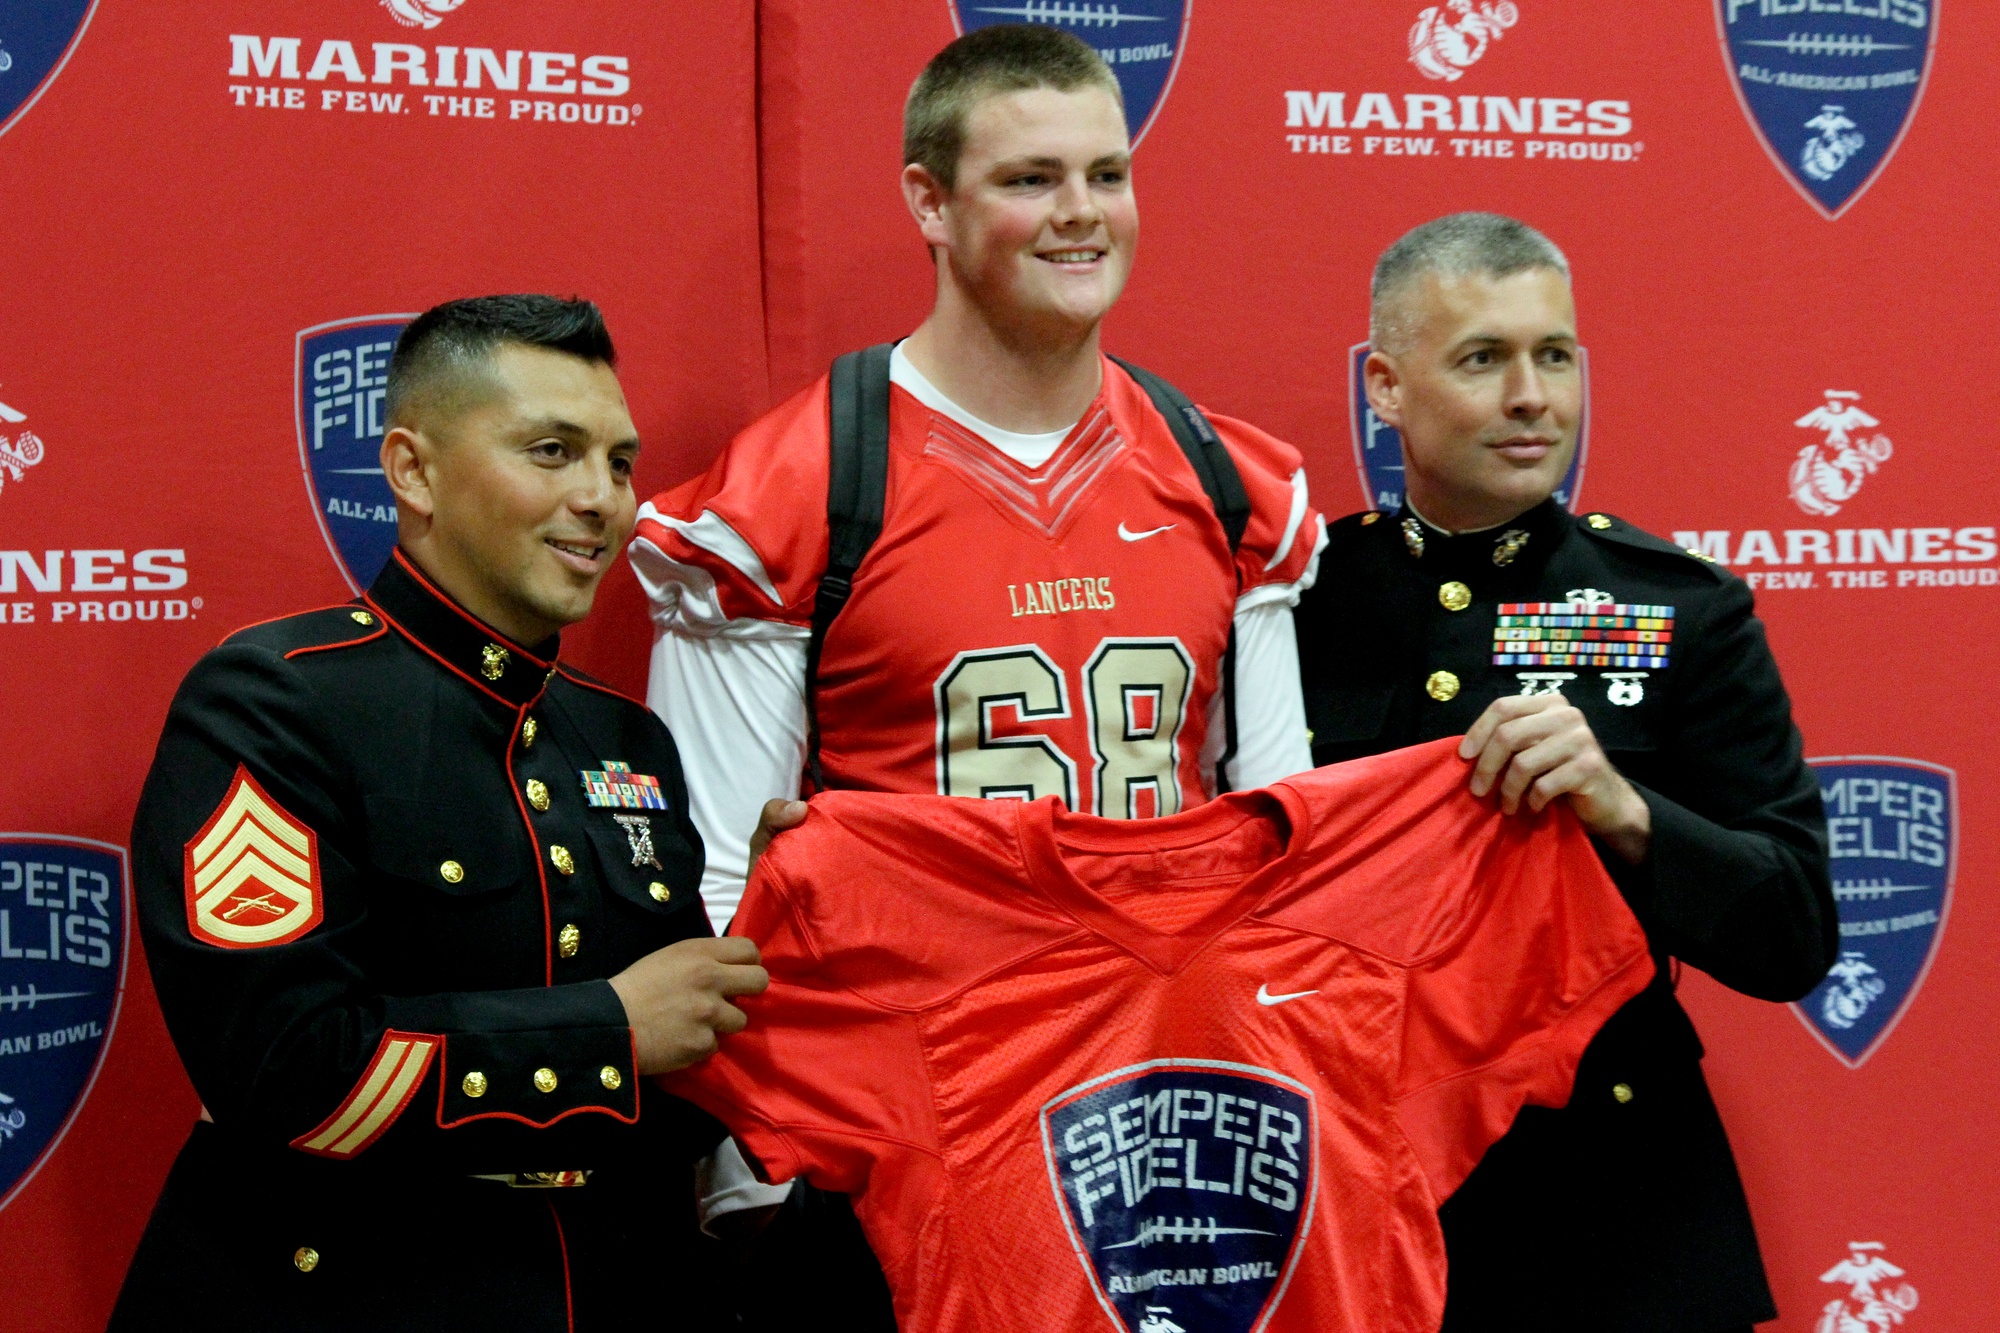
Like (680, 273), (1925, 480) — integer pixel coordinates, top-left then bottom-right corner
(1401, 517), (1426, 558)
(1491, 528), (1531, 566)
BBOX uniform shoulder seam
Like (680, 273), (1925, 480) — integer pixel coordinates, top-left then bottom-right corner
(1578, 512), (1732, 582)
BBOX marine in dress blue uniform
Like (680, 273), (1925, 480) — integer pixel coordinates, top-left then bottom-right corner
(1296, 216), (1836, 1333)
(111, 296), (760, 1332)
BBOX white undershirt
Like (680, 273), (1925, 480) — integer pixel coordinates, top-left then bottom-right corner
(889, 343), (1075, 468)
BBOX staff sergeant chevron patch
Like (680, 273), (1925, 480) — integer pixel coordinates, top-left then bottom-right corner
(182, 766), (323, 949)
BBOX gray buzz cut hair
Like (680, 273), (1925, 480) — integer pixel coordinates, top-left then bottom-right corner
(1369, 212), (1570, 351)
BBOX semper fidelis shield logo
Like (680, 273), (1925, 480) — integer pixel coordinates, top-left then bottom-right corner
(1716, 0), (1939, 219)
(0, 835), (128, 1213)
(296, 315), (415, 593)
(0, 1), (98, 143)
(1042, 1060), (1317, 1333)
(1796, 757), (1955, 1068)
(950, 1), (1191, 146)
(1349, 342), (1588, 514)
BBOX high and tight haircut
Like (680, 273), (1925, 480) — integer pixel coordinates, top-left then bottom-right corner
(1369, 213), (1570, 352)
(385, 294), (616, 427)
(903, 24), (1124, 189)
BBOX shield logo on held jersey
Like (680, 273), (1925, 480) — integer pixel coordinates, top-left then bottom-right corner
(296, 315), (416, 593)
(1042, 1059), (1317, 1333)
(1795, 757), (1954, 1068)
(183, 767), (323, 950)
(1349, 342), (1588, 514)
(0, 834), (128, 1214)
(1715, 0), (1938, 219)
(0, 1), (98, 143)
(950, 1), (1191, 147)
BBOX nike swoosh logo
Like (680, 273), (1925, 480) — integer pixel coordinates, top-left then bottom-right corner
(1255, 984), (1319, 1007)
(1117, 522), (1176, 542)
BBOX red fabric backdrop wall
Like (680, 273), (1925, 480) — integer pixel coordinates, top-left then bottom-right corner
(2, 2), (1993, 1329)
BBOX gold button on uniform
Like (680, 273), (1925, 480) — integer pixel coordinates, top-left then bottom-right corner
(293, 1247), (319, 1273)
(439, 860), (464, 884)
(350, 611), (374, 626)
(534, 1067), (559, 1093)
(1438, 581), (1472, 612)
(550, 845), (575, 876)
(461, 1070), (488, 1098)
(1588, 513), (1613, 530)
(521, 717), (538, 748)
(600, 1065), (623, 1091)
(1426, 670), (1461, 702)
(1612, 1082), (1635, 1104)
(526, 779), (550, 812)
(648, 881), (670, 903)
(558, 923), (581, 958)
(1360, 512), (1381, 526)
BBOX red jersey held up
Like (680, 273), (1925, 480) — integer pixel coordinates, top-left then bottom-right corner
(665, 739), (1653, 1333)
(630, 358), (1321, 814)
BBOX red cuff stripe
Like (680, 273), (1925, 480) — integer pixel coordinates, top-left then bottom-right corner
(291, 1030), (439, 1159)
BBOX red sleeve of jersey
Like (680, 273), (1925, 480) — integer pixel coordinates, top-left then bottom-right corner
(1204, 411), (1325, 595)
(658, 855), (938, 1196)
(1393, 805), (1654, 1201)
(629, 376), (832, 627)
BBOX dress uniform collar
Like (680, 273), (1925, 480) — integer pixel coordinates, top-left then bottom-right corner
(1395, 496), (1567, 569)
(365, 549), (560, 709)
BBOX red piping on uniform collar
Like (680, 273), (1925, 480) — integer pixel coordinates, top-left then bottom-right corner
(388, 548), (557, 669)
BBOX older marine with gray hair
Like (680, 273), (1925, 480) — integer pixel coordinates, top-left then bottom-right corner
(1295, 213), (1835, 1333)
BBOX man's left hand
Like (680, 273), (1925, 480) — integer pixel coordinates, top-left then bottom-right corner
(1459, 693), (1652, 864)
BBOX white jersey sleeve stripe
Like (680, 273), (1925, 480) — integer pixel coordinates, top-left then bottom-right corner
(636, 501), (785, 606)
(1262, 468), (1312, 573)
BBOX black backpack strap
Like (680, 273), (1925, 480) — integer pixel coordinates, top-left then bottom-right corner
(1108, 355), (1250, 553)
(806, 342), (894, 789)
(1109, 357), (1252, 792)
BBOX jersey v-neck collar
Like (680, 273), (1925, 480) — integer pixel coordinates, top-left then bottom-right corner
(1014, 785), (1311, 977)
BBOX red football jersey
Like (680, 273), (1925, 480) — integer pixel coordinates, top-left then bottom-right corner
(666, 739), (1653, 1333)
(631, 358), (1320, 815)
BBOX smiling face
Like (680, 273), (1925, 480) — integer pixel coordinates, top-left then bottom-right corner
(1364, 267), (1581, 531)
(382, 342), (639, 644)
(913, 84), (1137, 342)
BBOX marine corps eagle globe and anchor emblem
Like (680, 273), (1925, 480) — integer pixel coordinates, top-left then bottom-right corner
(1716, 0), (1939, 218)
(950, 1), (1192, 146)
(1794, 758), (1954, 1069)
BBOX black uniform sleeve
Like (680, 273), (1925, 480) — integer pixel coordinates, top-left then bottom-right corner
(1619, 576), (1837, 1001)
(133, 642), (641, 1165)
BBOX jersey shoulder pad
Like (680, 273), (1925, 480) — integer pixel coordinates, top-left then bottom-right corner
(1577, 511), (1733, 583)
(219, 603), (387, 658)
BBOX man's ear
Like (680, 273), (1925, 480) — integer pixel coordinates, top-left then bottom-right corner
(1362, 350), (1406, 432)
(902, 163), (952, 251)
(380, 424), (436, 519)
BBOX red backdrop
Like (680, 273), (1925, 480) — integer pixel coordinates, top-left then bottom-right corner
(3, 2), (1993, 1329)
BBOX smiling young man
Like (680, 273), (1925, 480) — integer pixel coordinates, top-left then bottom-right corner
(113, 296), (762, 1332)
(1294, 215), (1836, 1332)
(627, 25), (1323, 1325)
